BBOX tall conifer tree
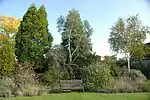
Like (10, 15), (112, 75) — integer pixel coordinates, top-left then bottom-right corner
(15, 4), (53, 69)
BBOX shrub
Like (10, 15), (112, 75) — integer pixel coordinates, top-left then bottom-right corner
(121, 69), (147, 83)
(14, 62), (42, 96)
(116, 58), (128, 68)
(82, 62), (111, 91)
(111, 77), (141, 93)
(43, 67), (61, 88)
(140, 80), (150, 92)
(111, 69), (147, 93)
(0, 76), (16, 97)
(102, 55), (120, 77)
(0, 62), (44, 97)
(131, 60), (150, 79)
(18, 84), (42, 96)
(0, 39), (15, 76)
(43, 65), (70, 89)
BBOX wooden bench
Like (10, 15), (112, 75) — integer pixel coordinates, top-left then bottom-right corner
(60, 80), (84, 92)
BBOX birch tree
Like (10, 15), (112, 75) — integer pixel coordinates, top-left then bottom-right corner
(57, 9), (93, 78)
(108, 14), (150, 72)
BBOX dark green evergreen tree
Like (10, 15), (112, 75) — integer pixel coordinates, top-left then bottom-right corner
(37, 5), (53, 52)
(15, 4), (53, 70)
(15, 4), (38, 63)
(37, 5), (53, 71)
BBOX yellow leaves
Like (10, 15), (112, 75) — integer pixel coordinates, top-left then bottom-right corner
(0, 16), (20, 34)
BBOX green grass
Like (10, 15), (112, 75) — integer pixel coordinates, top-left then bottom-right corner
(1, 93), (150, 100)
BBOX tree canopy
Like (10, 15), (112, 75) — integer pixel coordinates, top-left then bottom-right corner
(57, 9), (93, 79)
(15, 4), (53, 70)
(108, 14), (150, 72)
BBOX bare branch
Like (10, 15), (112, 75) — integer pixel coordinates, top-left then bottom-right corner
(72, 54), (79, 63)
(71, 45), (79, 57)
(71, 36), (84, 57)
(64, 44), (69, 47)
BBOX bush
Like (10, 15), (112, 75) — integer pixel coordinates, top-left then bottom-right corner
(111, 77), (141, 93)
(82, 62), (111, 91)
(0, 62), (45, 97)
(111, 69), (147, 93)
(14, 62), (42, 96)
(116, 58), (128, 68)
(102, 55), (120, 77)
(140, 80), (150, 92)
(0, 39), (15, 76)
(43, 64), (69, 88)
(131, 60), (150, 79)
(130, 69), (146, 80)
(43, 67), (61, 88)
(0, 77), (16, 97)
(121, 69), (147, 83)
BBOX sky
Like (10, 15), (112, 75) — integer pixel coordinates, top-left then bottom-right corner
(0, 0), (150, 57)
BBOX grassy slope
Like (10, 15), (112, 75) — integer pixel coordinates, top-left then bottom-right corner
(2, 93), (150, 100)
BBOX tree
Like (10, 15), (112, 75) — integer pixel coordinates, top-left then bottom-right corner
(44, 44), (66, 72)
(37, 5), (53, 51)
(108, 14), (150, 72)
(0, 16), (20, 76)
(57, 9), (93, 79)
(15, 4), (38, 63)
(36, 5), (53, 69)
(43, 45), (69, 86)
(15, 4), (53, 70)
(0, 16), (20, 41)
(0, 37), (15, 76)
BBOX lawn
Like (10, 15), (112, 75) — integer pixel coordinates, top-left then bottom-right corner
(1, 93), (150, 100)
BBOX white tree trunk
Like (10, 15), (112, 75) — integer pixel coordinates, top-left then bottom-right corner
(67, 28), (82, 78)
(68, 33), (72, 63)
(127, 53), (130, 72)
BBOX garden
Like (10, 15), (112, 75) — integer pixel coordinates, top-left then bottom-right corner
(0, 3), (150, 100)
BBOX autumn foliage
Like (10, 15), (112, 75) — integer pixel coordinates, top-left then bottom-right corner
(0, 16), (20, 33)
(0, 34), (8, 41)
(0, 16), (20, 76)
